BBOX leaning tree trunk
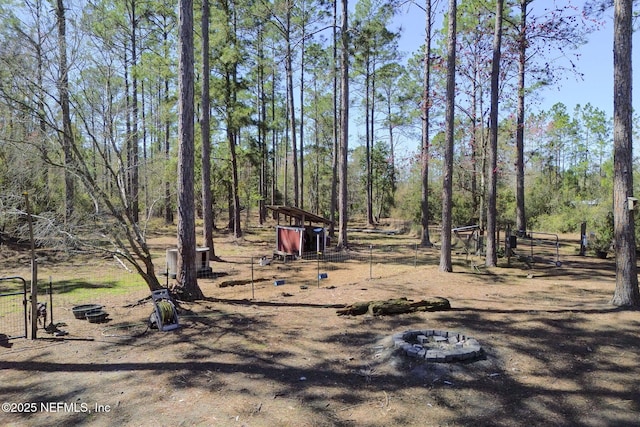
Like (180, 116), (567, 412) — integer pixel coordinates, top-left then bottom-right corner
(611, 0), (639, 307)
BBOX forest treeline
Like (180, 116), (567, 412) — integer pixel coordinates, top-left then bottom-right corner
(0, 1), (635, 296)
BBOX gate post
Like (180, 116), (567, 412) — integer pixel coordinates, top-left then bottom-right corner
(24, 192), (38, 340)
(31, 259), (38, 339)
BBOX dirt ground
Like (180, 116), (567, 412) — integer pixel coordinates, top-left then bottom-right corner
(1, 229), (640, 427)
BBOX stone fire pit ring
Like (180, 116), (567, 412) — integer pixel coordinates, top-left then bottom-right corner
(393, 329), (483, 363)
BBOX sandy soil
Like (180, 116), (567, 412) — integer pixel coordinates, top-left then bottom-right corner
(1, 231), (639, 427)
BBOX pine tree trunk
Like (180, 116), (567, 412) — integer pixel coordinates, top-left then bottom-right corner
(176, 0), (204, 301)
(365, 61), (374, 225)
(470, 79), (479, 221)
(611, 0), (639, 307)
(486, 0), (503, 267)
(285, 0), (299, 207)
(337, 0), (349, 250)
(515, 0), (527, 235)
(229, 126), (242, 238)
(130, 0), (140, 224)
(258, 26), (267, 225)
(271, 67), (278, 208)
(299, 16), (306, 211)
(420, 0), (433, 248)
(439, 0), (457, 272)
(163, 24), (173, 224)
(369, 59), (377, 223)
(329, 0), (339, 238)
(201, 0), (216, 259)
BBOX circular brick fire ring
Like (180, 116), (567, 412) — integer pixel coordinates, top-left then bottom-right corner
(393, 329), (483, 362)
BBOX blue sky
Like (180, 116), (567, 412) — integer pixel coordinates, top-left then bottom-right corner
(391, 0), (640, 119)
(535, 14), (640, 118)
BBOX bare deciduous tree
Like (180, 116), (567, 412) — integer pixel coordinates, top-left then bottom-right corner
(55, 0), (74, 222)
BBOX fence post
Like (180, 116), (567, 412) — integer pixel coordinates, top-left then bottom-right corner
(22, 277), (28, 338)
(506, 225), (512, 267)
(24, 192), (38, 340)
(48, 276), (53, 329)
(369, 245), (373, 280)
(251, 257), (255, 300)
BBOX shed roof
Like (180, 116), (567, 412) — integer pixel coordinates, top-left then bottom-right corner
(266, 205), (332, 226)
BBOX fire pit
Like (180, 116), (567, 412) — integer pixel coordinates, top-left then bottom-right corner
(393, 329), (482, 362)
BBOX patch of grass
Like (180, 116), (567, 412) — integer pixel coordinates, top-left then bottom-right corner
(39, 271), (149, 305)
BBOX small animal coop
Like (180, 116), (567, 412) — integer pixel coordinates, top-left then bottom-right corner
(267, 205), (332, 258)
(165, 247), (212, 278)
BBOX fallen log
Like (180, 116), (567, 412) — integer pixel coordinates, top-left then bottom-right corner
(336, 297), (451, 316)
(219, 277), (270, 288)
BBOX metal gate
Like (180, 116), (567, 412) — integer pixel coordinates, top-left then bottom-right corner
(0, 276), (28, 340)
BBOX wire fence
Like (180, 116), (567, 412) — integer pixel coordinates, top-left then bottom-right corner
(200, 244), (442, 299)
(0, 276), (28, 339)
(0, 256), (152, 340)
(0, 232), (573, 340)
(0, 243), (442, 335)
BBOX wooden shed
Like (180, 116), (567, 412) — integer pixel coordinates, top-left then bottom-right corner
(266, 205), (333, 258)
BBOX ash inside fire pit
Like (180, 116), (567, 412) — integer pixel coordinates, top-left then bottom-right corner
(393, 329), (483, 362)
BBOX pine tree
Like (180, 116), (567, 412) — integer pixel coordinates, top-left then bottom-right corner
(611, 0), (639, 307)
(176, 0), (204, 300)
(439, 0), (456, 272)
